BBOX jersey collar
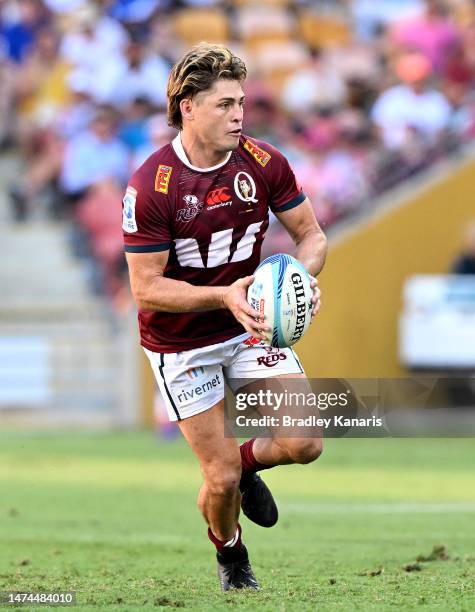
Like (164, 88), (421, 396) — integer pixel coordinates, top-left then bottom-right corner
(172, 133), (232, 173)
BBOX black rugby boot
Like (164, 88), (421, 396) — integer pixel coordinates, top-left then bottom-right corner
(217, 544), (259, 591)
(240, 471), (278, 528)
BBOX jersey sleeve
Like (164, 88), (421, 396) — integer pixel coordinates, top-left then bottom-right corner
(122, 168), (172, 253)
(267, 148), (306, 214)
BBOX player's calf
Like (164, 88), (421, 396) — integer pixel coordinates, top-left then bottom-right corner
(198, 462), (242, 541)
(278, 438), (323, 465)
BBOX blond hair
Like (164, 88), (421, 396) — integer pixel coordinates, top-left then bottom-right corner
(167, 43), (247, 130)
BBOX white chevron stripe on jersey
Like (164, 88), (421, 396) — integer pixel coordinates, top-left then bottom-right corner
(230, 222), (263, 263)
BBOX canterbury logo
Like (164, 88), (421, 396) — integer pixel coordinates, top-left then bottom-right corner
(206, 187), (231, 205)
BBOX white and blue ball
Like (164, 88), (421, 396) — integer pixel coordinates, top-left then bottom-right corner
(247, 254), (313, 348)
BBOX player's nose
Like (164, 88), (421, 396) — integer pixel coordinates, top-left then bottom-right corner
(233, 105), (243, 122)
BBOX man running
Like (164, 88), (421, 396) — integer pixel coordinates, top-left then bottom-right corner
(123, 43), (327, 591)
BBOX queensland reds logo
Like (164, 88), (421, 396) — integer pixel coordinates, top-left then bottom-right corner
(243, 337), (287, 367)
(176, 194), (203, 222)
(205, 186), (232, 209)
(234, 171), (258, 204)
(257, 346), (287, 367)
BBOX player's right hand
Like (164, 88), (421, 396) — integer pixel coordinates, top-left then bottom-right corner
(221, 276), (270, 339)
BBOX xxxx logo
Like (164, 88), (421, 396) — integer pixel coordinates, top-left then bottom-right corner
(154, 165), (172, 194)
(244, 139), (271, 167)
(206, 186), (232, 209)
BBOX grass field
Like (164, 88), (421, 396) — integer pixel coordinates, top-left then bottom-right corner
(0, 431), (474, 611)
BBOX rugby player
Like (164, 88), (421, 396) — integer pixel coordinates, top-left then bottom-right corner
(123, 43), (327, 591)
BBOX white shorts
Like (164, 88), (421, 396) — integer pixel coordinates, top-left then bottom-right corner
(144, 333), (305, 421)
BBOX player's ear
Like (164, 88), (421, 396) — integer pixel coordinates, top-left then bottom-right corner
(180, 98), (194, 122)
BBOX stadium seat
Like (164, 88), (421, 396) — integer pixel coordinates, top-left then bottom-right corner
(236, 5), (296, 49)
(173, 8), (229, 46)
(298, 10), (351, 49)
(253, 41), (309, 94)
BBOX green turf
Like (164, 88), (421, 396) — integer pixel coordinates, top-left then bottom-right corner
(0, 432), (474, 611)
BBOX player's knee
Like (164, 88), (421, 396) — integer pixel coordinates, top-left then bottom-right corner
(204, 462), (242, 497)
(288, 439), (323, 464)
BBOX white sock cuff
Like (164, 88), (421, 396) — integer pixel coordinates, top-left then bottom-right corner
(223, 527), (240, 548)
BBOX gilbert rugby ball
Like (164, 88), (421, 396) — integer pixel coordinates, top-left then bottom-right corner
(247, 254), (313, 348)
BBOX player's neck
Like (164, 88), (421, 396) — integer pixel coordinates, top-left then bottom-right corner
(179, 131), (229, 169)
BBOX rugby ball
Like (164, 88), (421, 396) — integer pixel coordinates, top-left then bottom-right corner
(247, 254), (313, 348)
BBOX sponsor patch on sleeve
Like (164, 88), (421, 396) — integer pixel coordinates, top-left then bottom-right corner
(122, 186), (138, 233)
(155, 164), (173, 194)
(243, 139), (271, 167)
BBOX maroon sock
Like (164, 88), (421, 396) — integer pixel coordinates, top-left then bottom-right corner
(208, 523), (242, 552)
(240, 438), (273, 474)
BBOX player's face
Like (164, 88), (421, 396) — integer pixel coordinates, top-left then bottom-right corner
(191, 79), (244, 152)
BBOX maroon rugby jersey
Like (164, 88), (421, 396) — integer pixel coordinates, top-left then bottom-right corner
(122, 134), (305, 353)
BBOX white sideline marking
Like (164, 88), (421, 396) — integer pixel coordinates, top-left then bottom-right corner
(280, 501), (475, 514)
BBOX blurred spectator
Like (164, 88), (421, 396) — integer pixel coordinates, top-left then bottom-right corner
(75, 178), (124, 296)
(107, 0), (162, 24)
(351, 0), (424, 41)
(59, 106), (129, 202)
(452, 222), (475, 274)
(103, 36), (170, 109)
(391, 0), (461, 74)
(0, 52), (14, 146)
(8, 68), (97, 221)
(281, 47), (347, 114)
(0, 0), (49, 63)
(119, 97), (154, 153)
(43, 0), (86, 13)
(64, 34), (170, 108)
(55, 70), (96, 139)
(59, 4), (128, 70)
(13, 27), (71, 147)
(371, 52), (452, 150)
(8, 25), (72, 220)
(148, 11), (183, 64)
(295, 116), (372, 224)
(132, 112), (176, 170)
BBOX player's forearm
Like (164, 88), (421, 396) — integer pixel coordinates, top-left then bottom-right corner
(133, 276), (225, 313)
(295, 227), (328, 276)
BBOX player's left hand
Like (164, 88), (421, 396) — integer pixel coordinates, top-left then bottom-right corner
(310, 276), (321, 318)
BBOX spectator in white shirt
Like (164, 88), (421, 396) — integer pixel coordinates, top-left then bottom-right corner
(59, 106), (129, 199)
(281, 47), (347, 114)
(70, 35), (170, 109)
(371, 52), (452, 150)
(104, 37), (170, 109)
(59, 5), (128, 71)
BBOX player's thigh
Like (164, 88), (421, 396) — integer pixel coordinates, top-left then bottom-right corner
(234, 370), (324, 458)
(178, 399), (241, 487)
(269, 373), (324, 460)
(144, 347), (225, 422)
